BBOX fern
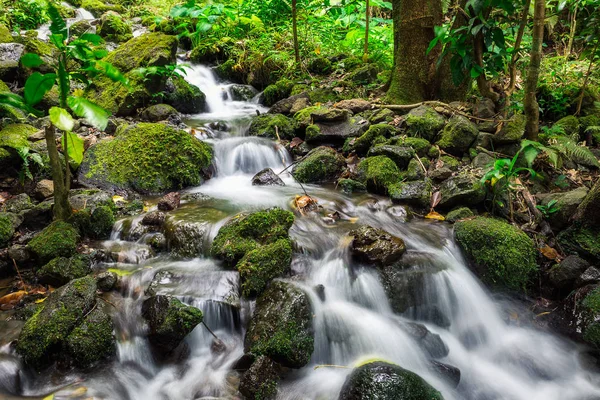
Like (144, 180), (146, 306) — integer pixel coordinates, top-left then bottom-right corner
(550, 136), (600, 168)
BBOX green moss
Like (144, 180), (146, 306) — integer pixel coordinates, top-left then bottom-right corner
(28, 221), (80, 263)
(356, 156), (401, 195)
(248, 114), (297, 140)
(496, 114), (526, 143)
(436, 116), (479, 156)
(454, 217), (538, 291)
(305, 124), (321, 142)
(81, 0), (125, 17)
(308, 57), (332, 74)
(293, 106), (326, 128)
(0, 213), (14, 247)
(0, 24), (12, 44)
(38, 254), (91, 287)
(19, 36), (54, 59)
(80, 123), (213, 193)
(69, 20), (93, 37)
(238, 238), (293, 297)
(307, 87), (338, 104)
(580, 115), (600, 132)
(440, 155), (460, 171)
(558, 224), (600, 259)
(0, 123), (38, 151)
(344, 124), (397, 155)
(97, 12), (133, 43)
(446, 207), (474, 223)
(90, 205), (115, 239)
(553, 115), (580, 137)
(404, 106), (445, 141)
(338, 178), (367, 194)
(65, 308), (115, 368)
(386, 136), (432, 157)
(262, 79), (294, 107)
(103, 33), (177, 73)
(165, 75), (206, 114)
(158, 297), (203, 336)
(86, 72), (153, 117)
(292, 146), (346, 183)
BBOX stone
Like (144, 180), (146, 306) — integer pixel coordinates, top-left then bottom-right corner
(474, 97), (496, 119)
(429, 167), (453, 182)
(248, 113), (297, 140)
(34, 179), (54, 200)
(140, 104), (178, 122)
(0, 43), (24, 81)
(157, 192), (181, 211)
(239, 355), (279, 400)
(436, 115), (479, 156)
(335, 99), (371, 113)
(38, 254), (92, 287)
(96, 270), (118, 292)
(292, 146), (346, 183)
(576, 267), (600, 288)
(493, 114), (525, 144)
(65, 307), (116, 368)
(3, 193), (32, 214)
(343, 124), (398, 156)
(472, 152), (495, 169)
(429, 360), (461, 388)
(164, 218), (207, 258)
(367, 145), (414, 169)
(229, 84), (258, 102)
(438, 174), (486, 209)
(28, 221), (79, 263)
(355, 155), (401, 195)
(269, 93), (311, 116)
(445, 207), (474, 223)
(97, 11), (132, 43)
(164, 75), (206, 114)
(252, 168), (285, 186)
(103, 33), (177, 73)
(549, 255), (590, 290)
(405, 105), (445, 141)
(539, 187), (588, 230)
(141, 211), (166, 226)
(389, 180), (433, 208)
(349, 225), (406, 266)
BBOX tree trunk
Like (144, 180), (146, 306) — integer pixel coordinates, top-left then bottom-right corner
(386, 0), (443, 104)
(524, 0), (545, 140)
(474, 32), (500, 102)
(45, 125), (71, 221)
(363, 0), (370, 62)
(292, 0), (300, 65)
(507, 0), (532, 94)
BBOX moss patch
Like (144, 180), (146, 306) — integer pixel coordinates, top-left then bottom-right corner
(103, 33), (177, 73)
(248, 114), (297, 140)
(343, 124), (397, 155)
(292, 146), (346, 183)
(97, 12), (132, 43)
(28, 221), (79, 263)
(38, 254), (91, 287)
(65, 307), (115, 368)
(262, 79), (294, 107)
(238, 238), (293, 297)
(0, 212), (15, 247)
(356, 155), (401, 195)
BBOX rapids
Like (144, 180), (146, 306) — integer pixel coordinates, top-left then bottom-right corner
(2, 64), (600, 400)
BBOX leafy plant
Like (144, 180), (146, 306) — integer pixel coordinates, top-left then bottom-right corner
(4, 0), (48, 30)
(16, 146), (44, 183)
(134, 63), (189, 82)
(536, 199), (560, 217)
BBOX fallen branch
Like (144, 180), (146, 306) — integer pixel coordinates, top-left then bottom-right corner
(374, 101), (512, 123)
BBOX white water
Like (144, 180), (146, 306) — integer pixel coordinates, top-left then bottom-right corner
(34, 4), (95, 40)
(5, 65), (600, 400)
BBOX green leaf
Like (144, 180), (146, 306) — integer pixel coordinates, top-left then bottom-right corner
(67, 96), (109, 131)
(49, 107), (75, 132)
(78, 33), (103, 45)
(94, 61), (128, 84)
(20, 53), (44, 68)
(24, 72), (56, 106)
(61, 131), (85, 169)
(0, 92), (42, 116)
(47, 3), (67, 37)
(521, 145), (540, 168)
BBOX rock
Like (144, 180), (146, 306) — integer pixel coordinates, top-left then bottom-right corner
(436, 115), (479, 156)
(7, 244), (31, 264)
(429, 360), (461, 388)
(69, 20), (94, 37)
(245, 281), (314, 368)
(103, 33), (177, 73)
(576, 267), (600, 288)
(343, 124), (398, 156)
(405, 158), (429, 181)
(261, 79), (294, 106)
(141, 295), (203, 353)
(558, 224), (600, 261)
(0, 213), (15, 247)
(97, 11), (132, 43)
(349, 225), (406, 266)
(338, 178), (367, 194)
(338, 361), (444, 400)
(239, 355), (279, 400)
(472, 152), (494, 169)
(65, 307), (116, 368)
(405, 105), (446, 142)
(15, 276), (98, 367)
(0, 24), (13, 44)
(230, 84), (258, 102)
(164, 75), (206, 114)
(309, 107), (350, 123)
(252, 168), (285, 186)
(269, 92), (310, 115)
(445, 207), (474, 223)
(79, 123), (212, 194)
(348, 64), (379, 84)
(0, 355), (20, 395)
(367, 145), (415, 169)
(438, 175), (486, 209)
(157, 192), (181, 211)
(389, 180), (432, 208)
(356, 156), (401, 195)
(474, 97), (496, 119)
(555, 284), (600, 348)
(164, 218), (207, 258)
(400, 321), (449, 359)
(68, 189), (113, 212)
(4, 193), (32, 214)
(308, 57), (332, 74)
(493, 114), (525, 144)
(305, 117), (368, 145)
(0, 124), (39, 168)
(248, 113), (297, 140)
(540, 187), (588, 230)
(0, 43), (24, 81)
(553, 115), (580, 137)
(335, 99), (371, 113)
(292, 146), (346, 183)
(386, 136), (433, 157)
(140, 104), (178, 122)
(38, 254), (92, 287)
(81, 0), (125, 17)
(34, 179), (54, 200)
(141, 211), (166, 226)
(549, 255), (590, 290)
(96, 270), (118, 292)
(429, 167), (453, 182)
(28, 221), (79, 263)
(455, 217), (538, 291)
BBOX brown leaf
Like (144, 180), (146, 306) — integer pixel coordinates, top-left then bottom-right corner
(294, 195), (318, 215)
(425, 211), (445, 221)
(540, 245), (560, 261)
(0, 290), (27, 308)
(430, 191), (442, 209)
(290, 137), (304, 148)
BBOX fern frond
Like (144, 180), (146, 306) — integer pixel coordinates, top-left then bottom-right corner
(551, 136), (600, 168)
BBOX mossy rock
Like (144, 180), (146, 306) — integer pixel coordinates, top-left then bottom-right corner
(386, 136), (432, 157)
(446, 207), (474, 223)
(85, 72), (154, 117)
(238, 238), (293, 297)
(292, 146), (346, 183)
(245, 280), (314, 368)
(140, 103), (178, 122)
(239, 355), (279, 400)
(367, 145), (415, 169)
(28, 221), (80, 263)
(307, 87), (339, 104)
(103, 33), (178, 73)
(70, 20), (94, 37)
(338, 178), (367, 194)
(262, 79), (294, 107)
(348, 64), (379, 84)
(580, 115), (600, 132)
(79, 123), (213, 194)
(0, 124), (39, 166)
(436, 115), (479, 156)
(81, 0), (125, 18)
(454, 217), (538, 291)
(438, 174), (485, 209)
(588, 126), (600, 146)
(97, 12), (132, 43)
(558, 223), (600, 260)
(248, 114), (297, 140)
(293, 106), (327, 129)
(540, 187), (588, 230)
(164, 75), (206, 114)
(16, 276), (97, 367)
(339, 361), (443, 400)
(308, 57), (332, 74)
(553, 115), (580, 137)
(356, 155), (401, 195)
(0, 24), (13, 44)
(0, 212), (15, 247)
(344, 124), (398, 155)
(493, 114), (525, 144)
(389, 179), (432, 208)
(38, 254), (92, 287)
(405, 105), (445, 141)
(65, 307), (116, 368)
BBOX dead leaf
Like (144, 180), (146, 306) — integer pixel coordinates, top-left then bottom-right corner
(540, 245), (560, 261)
(290, 137), (304, 148)
(430, 191), (441, 209)
(294, 195), (319, 215)
(425, 211), (445, 221)
(0, 290), (27, 308)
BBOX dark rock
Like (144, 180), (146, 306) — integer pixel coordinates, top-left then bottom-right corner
(438, 175), (486, 209)
(28, 221), (79, 263)
(367, 145), (414, 169)
(472, 152), (495, 169)
(349, 225), (406, 266)
(401, 321), (449, 359)
(96, 270), (118, 292)
(430, 167), (453, 182)
(230, 84), (258, 101)
(252, 168), (285, 186)
(445, 207), (474, 223)
(404, 105), (445, 142)
(539, 187), (588, 230)
(7, 245), (31, 264)
(429, 360), (461, 388)
(141, 211), (166, 226)
(0, 43), (25, 81)
(65, 307), (116, 368)
(0, 355), (21, 395)
(436, 115), (479, 156)
(157, 192), (181, 211)
(239, 355), (279, 400)
(4, 193), (32, 214)
(389, 180), (432, 208)
(232, 353), (256, 372)
(549, 255), (590, 290)
(576, 267), (600, 288)
(474, 98), (496, 119)
(140, 104), (179, 122)
(38, 254), (92, 287)
(292, 146), (346, 183)
(164, 218), (207, 258)
(269, 92), (310, 115)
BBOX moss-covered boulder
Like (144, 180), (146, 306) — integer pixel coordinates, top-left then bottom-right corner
(339, 361), (444, 400)
(239, 355), (279, 400)
(78, 123), (213, 194)
(141, 295), (203, 353)
(348, 64), (379, 84)
(446, 207), (474, 223)
(70, 20), (94, 37)
(38, 254), (91, 287)
(65, 307), (116, 368)
(349, 225), (406, 266)
(386, 136), (433, 157)
(238, 238), (293, 297)
(294, 105), (326, 129)
(356, 156), (401, 195)
(553, 115), (580, 137)
(81, 0), (125, 18)
(540, 187), (588, 230)
(438, 175), (485, 209)
(436, 115), (479, 156)
(140, 103), (178, 122)
(164, 218), (207, 258)
(454, 217), (538, 291)
(245, 280), (314, 368)
(405, 105), (445, 141)
(97, 12), (132, 43)
(343, 124), (398, 156)
(248, 114), (297, 140)
(0, 213), (15, 247)
(389, 179), (432, 208)
(28, 221), (79, 263)
(558, 224), (600, 260)
(367, 145), (415, 169)
(103, 33), (178, 73)
(164, 75), (206, 114)
(0, 123), (38, 167)
(493, 114), (525, 144)
(86, 72), (155, 116)
(0, 24), (13, 44)
(338, 178), (367, 194)
(15, 276), (99, 367)
(292, 146), (346, 183)
(308, 57), (332, 74)
(262, 79), (294, 107)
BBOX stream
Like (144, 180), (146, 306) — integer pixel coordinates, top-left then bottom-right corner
(3, 64), (600, 400)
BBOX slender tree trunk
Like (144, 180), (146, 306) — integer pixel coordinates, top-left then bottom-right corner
(508, 0), (532, 94)
(474, 32), (500, 102)
(45, 126), (71, 221)
(524, 0), (545, 140)
(386, 0), (443, 104)
(565, 4), (577, 57)
(292, 0), (300, 65)
(576, 39), (599, 115)
(363, 0), (370, 62)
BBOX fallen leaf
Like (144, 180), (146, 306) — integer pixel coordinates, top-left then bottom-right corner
(0, 290), (27, 306)
(540, 245), (560, 260)
(430, 191), (441, 209)
(425, 211), (445, 221)
(290, 137), (303, 148)
(294, 195), (318, 215)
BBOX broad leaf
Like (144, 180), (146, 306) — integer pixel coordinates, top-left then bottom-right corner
(78, 33), (103, 45)
(20, 53), (44, 68)
(49, 107), (75, 132)
(61, 131), (85, 169)
(0, 92), (43, 116)
(24, 72), (56, 106)
(94, 61), (128, 84)
(67, 96), (109, 131)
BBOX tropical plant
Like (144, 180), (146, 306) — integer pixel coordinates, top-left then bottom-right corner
(134, 63), (189, 82)
(536, 199), (561, 218)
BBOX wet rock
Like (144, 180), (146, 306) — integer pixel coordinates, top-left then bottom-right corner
(349, 225), (406, 266)
(549, 255), (590, 290)
(292, 146), (346, 183)
(142, 211), (166, 226)
(269, 92), (310, 115)
(96, 270), (118, 292)
(367, 145), (414, 169)
(7, 244), (31, 264)
(232, 353), (256, 372)
(429, 167), (453, 182)
(355, 155), (401, 195)
(19, 201), (52, 230)
(252, 168), (285, 186)
(305, 118), (368, 144)
(237, 238), (292, 297)
(438, 174), (486, 209)
(230, 84), (258, 102)
(381, 265), (427, 314)
(405, 105), (445, 142)
(429, 360), (461, 388)
(455, 217), (538, 291)
(338, 178), (367, 194)
(0, 43), (25, 81)
(38, 254), (92, 287)
(164, 219), (207, 258)
(239, 355), (279, 400)
(146, 232), (167, 252)
(445, 207), (474, 223)
(405, 158), (429, 181)
(335, 99), (371, 113)
(140, 104), (179, 122)
(0, 355), (20, 395)
(0, 213), (16, 248)
(97, 11), (132, 43)
(165, 75), (207, 114)
(245, 281), (314, 368)
(248, 113), (297, 140)
(436, 115), (478, 156)
(389, 179), (432, 208)
(576, 267), (600, 288)
(343, 124), (398, 156)
(70, 19), (94, 37)
(157, 192), (181, 211)
(28, 221), (79, 263)
(401, 321), (449, 359)
(4, 193), (32, 214)
(338, 361), (444, 400)
(141, 294), (203, 354)
(34, 179), (54, 200)
(65, 307), (116, 368)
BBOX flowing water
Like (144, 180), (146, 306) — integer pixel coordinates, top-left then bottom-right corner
(3, 64), (600, 400)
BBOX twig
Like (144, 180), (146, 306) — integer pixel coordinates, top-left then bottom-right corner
(475, 146), (511, 160)
(274, 125), (281, 142)
(97, 295), (118, 309)
(414, 155), (428, 176)
(277, 154), (308, 175)
(313, 364), (350, 370)
(202, 320), (221, 341)
(12, 259), (25, 291)
(374, 101), (512, 123)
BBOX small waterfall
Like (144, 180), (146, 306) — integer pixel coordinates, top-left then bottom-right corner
(212, 136), (291, 176)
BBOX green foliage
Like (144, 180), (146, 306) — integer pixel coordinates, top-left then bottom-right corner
(4, 0), (48, 30)
(134, 63), (189, 83)
(28, 221), (80, 263)
(536, 199), (561, 218)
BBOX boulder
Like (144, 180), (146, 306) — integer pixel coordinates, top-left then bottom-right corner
(389, 180), (432, 208)
(103, 33), (177, 73)
(367, 145), (415, 169)
(335, 99), (371, 113)
(269, 93), (310, 115)
(81, 0), (125, 17)
(292, 146), (346, 183)
(96, 270), (118, 292)
(554, 284), (600, 348)
(34, 179), (54, 200)
(436, 115), (479, 156)
(0, 43), (24, 81)
(157, 192), (181, 211)
(576, 267), (600, 288)
(349, 225), (406, 266)
(230, 84), (258, 102)
(79, 123), (212, 194)
(338, 361), (444, 400)
(239, 355), (279, 400)
(141, 295), (203, 353)
(140, 104), (179, 122)
(343, 124), (398, 156)
(405, 105), (445, 142)
(142, 211), (166, 226)
(248, 114), (297, 140)
(164, 75), (206, 114)
(348, 64), (378, 84)
(305, 118), (368, 144)
(65, 307), (115, 368)
(261, 79), (294, 106)
(237, 239), (293, 297)
(28, 221), (79, 263)
(438, 175), (486, 209)
(493, 114), (525, 144)
(549, 255), (590, 290)
(399, 321), (449, 359)
(356, 156), (401, 195)
(38, 254), (92, 287)
(252, 168), (285, 186)
(3, 193), (32, 214)
(0, 124), (38, 168)
(338, 178), (367, 194)
(445, 207), (474, 223)
(245, 281), (314, 368)
(97, 11), (132, 43)
(539, 187), (588, 230)
(0, 213), (15, 247)
(553, 115), (580, 137)
(308, 57), (332, 74)
(0, 24), (12, 44)
(164, 218), (207, 258)
(455, 217), (538, 291)
(69, 20), (94, 37)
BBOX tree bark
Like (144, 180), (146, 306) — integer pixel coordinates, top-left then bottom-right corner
(386, 0), (443, 104)
(292, 0), (300, 65)
(45, 125), (71, 221)
(363, 0), (370, 62)
(507, 0), (532, 94)
(524, 0), (545, 140)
